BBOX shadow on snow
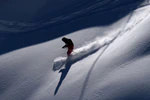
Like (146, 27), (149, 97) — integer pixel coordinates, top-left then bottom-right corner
(54, 45), (101, 95)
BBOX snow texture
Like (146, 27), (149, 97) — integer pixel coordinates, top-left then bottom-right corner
(53, 34), (117, 71)
(1, 0), (150, 100)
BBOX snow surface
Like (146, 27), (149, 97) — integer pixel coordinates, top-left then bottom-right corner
(1, 0), (150, 100)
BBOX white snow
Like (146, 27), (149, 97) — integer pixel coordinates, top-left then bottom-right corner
(1, 0), (150, 100)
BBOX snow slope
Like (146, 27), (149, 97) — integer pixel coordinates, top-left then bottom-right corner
(1, 0), (150, 100)
(0, 0), (146, 33)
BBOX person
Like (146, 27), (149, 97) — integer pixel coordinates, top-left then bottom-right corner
(62, 37), (74, 56)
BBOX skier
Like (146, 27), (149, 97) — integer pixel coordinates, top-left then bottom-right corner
(62, 37), (74, 56)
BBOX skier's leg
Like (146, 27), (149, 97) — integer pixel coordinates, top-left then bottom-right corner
(67, 50), (71, 56)
(67, 49), (72, 56)
(67, 46), (74, 56)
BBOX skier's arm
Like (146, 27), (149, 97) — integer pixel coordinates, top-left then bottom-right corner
(62, 45), (68, 48)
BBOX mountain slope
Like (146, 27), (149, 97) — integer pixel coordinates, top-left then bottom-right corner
(1, 0), (150, 100)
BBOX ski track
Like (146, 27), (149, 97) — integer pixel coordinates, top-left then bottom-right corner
(0, 1), (150, 100)
(78, 45), (109, 100)
(78, 17), (129, 100)
(0, 0), (149, 33)
(78, 7), (150, 100)
(54, 5), (150, 73)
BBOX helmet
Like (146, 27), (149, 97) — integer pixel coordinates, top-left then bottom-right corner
(62, 37), (68, 42)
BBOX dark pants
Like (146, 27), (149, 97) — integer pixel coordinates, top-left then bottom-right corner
(67, 46), (74, 56)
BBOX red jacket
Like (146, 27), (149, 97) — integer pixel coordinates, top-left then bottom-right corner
(62, 37), (74, 56)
